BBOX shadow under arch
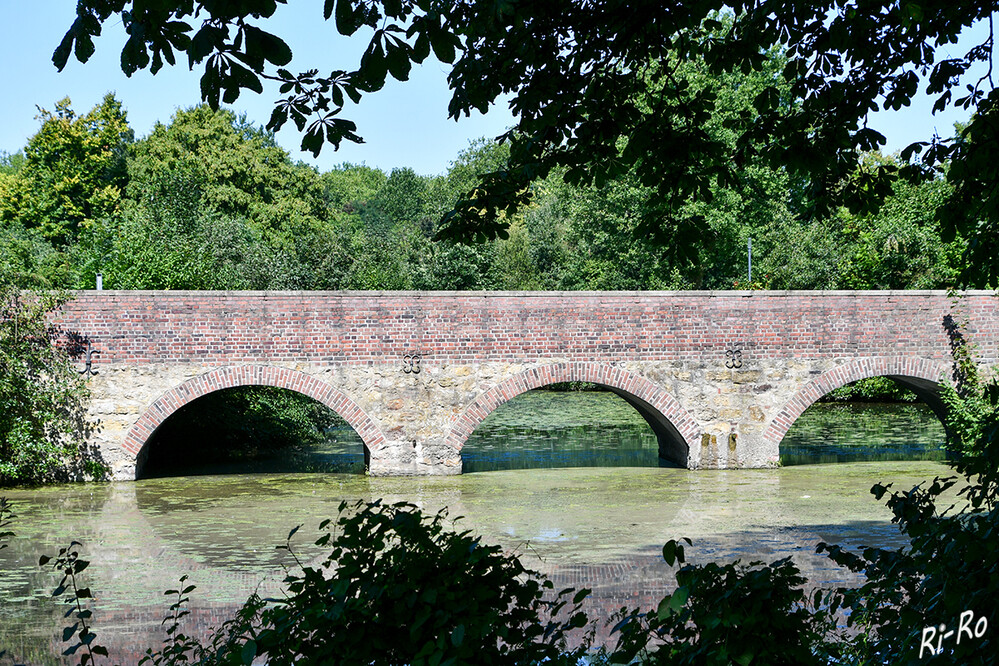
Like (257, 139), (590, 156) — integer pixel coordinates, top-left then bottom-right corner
(445, 362), (699, 468)
(125, 365), (387, 478)
(764, 357), (951, 452)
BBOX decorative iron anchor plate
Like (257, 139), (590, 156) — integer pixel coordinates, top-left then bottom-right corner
(402, 353), (422, 374)
(78, 341), (101, 378)
(725, 349), (743, 369)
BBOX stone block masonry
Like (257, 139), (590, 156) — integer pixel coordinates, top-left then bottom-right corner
(49, 290), (999, 480)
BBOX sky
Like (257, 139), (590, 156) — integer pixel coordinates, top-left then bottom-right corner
(0, 1), (984, 177)
(0, 0), (516, 176)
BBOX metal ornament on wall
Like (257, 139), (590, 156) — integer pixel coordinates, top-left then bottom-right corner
(402, 353), (422, 375)
(78, 340), (101, 378)
(725, 348), (743, 369)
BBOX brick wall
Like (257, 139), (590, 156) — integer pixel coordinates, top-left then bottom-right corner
(51, 290), (999, 366)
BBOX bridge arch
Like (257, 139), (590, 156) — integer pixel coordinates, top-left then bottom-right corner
(124, 365), (386, 477)
(445, 362), (700, 467)
(764, 357), (951, 451)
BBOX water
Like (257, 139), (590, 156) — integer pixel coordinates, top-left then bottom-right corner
(143, 392), (948, 475)
(0, 391), (952, 663)
(780, 402), (947, 465)
(459, 390), (946, 471)
(461, 390), (662, 471)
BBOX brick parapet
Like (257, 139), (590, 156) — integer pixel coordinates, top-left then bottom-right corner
(50, 290), (999, 367)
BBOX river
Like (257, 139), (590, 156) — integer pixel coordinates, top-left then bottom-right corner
(0, 391), (950, 664)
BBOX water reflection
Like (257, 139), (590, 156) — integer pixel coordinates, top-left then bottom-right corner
(459, 390), (947, 471)
(461, 390), (659, 472)
(1, 462), (946, 663)
(780, 402), (946, 465)
(0, 390), (953, 663)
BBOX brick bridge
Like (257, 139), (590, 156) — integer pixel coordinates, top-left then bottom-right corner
(50, 290), (998, 480)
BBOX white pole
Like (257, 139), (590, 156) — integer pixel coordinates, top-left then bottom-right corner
(748, 237), (752, 283)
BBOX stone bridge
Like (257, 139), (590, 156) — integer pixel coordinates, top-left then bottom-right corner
(50, 290), (999, 480)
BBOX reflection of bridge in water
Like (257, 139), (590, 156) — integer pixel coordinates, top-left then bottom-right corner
(51, 290), (997, 479)
(1, 463), (928, 663)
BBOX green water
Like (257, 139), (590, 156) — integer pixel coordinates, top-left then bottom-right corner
(0, 392), (952, 664)
(459, 390), (946, 471)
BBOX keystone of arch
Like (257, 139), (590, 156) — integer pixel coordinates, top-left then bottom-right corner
(122, 365), (387, 460)
(444, 362), (700, 454)
(764, 356), (951, 448)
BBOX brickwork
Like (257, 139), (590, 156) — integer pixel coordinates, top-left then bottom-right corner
(444, 362), (700, 464)
(49, 290), (999, 478)
(123, 365), (387, 457)
(52, 290), (999, 365)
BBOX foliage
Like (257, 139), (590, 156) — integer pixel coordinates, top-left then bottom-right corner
(834, 163), (962, 290)
(127, 106), (326, 247)
(939, 311), (991, 457)
(54, 1), (998, 274)
(57, 104), (354, 292)
(0, 151), (26, 175)
(0, 95), (131, 246)
(39, 541), (109, 665)
(0, 223), (73, 289)
(323, 163), (388, 215)
(143, 386), (343, 471)
(811, 323), (999, 664)
(244, 501), (593, 665)
(822, 376), (918, 403)
(610, 539), (839, 666)
(0, 79), (964, 295)
(0, 287), (105, 486)
(139, 576), (203, 666)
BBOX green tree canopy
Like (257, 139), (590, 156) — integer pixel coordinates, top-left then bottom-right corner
(0, 287), (105, 485)
(56, 1), (998, 283)
(127, 105), (326, 247)
(0, 94), (132, 246)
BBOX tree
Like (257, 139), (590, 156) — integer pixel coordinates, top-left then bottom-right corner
(76, 105), (354, 291)
(57, 1), (999, 283)
(833, 169), (962, 289)
(0, 95), (132, 246)
(126, 105), (327, 249)
(0, 287), (105, 485)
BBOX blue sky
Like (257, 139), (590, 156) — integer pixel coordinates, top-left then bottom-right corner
(0, 1), (981, 176)
(1, 0), (515, 176)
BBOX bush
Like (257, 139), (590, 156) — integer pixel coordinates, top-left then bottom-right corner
(607, 539), (841, 665)
(0, 287), (105, 485)
(49, 501), (595, 666)
(242, 501), (593, 665)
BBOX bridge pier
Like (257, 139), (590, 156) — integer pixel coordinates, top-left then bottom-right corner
(51, 290), (994, 480)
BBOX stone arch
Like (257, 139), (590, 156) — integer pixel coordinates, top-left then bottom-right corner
(445, 362), (699, 467)
(124, 365), (386, 477)
(764, 356), (951, 449)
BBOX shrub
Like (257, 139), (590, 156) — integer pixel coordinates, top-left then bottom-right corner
(608, 539), (840, 665)
(0, 287), (105, 485)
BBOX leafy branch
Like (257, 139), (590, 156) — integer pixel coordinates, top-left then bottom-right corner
(39, 541), (109, 666)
